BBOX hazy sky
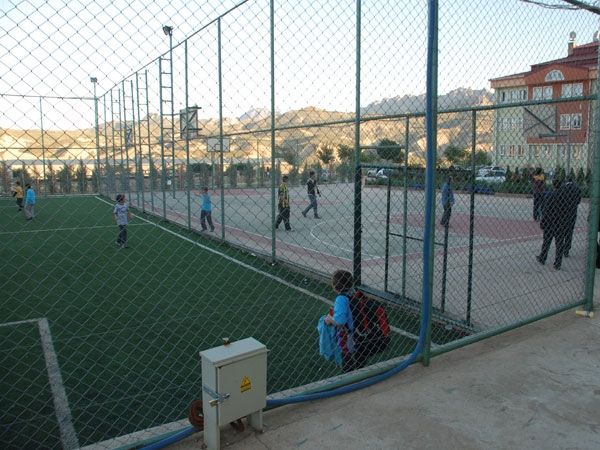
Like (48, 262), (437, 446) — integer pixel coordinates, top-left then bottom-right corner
(0, 0), (598, 130)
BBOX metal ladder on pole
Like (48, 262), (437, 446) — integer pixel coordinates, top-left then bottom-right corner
(159, 54), (176, 199)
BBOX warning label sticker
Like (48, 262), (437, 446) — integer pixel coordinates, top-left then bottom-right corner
(240, 376), (252, 393)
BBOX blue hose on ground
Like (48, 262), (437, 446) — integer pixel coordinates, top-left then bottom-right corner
(140, 426), (196, 450)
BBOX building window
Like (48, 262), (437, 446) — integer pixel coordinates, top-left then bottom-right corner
(531, 144), (540, 158)
(558, 145), (566, 158)
(499, 88), (527, 104)
(499, 145), (506, 157)
(517, 145), (524, 157)
(560, 114), (571, 130)
(571, 113), (582, 129)
(534, 86), (553, 100)
(508, 145), (516, 157)
(561, 82), (583, 98)
(545, 70), (565, 82)
(513, 117), (523, 130)
(572, 145), (582, 159)
(542, 145), (551, 158)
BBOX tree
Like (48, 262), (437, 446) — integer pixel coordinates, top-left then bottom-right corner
(317, 144), (335, 166)
(337, 144), (354, 163)
(337, 144), (354, 182)
(376, 139), (403, 162)
(57, 164), (73, 193)
(576, 167), (585, 186)
(473, 150), (491, 166)
(76, 159), (87, 193)
(444, 145), (467, 166)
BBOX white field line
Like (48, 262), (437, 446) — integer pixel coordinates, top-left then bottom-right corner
(96, 196), (420, 342)
(0, 318), (43, 327)
(38, 318), (79, 449)
(0, 318), (79, 448)
(0, 223), (151, 235)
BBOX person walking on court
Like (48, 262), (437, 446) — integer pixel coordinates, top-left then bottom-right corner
(12, 180), (23, 212)
(24, 183), (36, 220)
(537, 179), (566, 270)
(275, 174), (292, 231)
(531, 167), (545, 222)
(113, 193), (131, 249)
(559, 176), (581, 257)
(440, 176), (454, 227)
(302, 170), (321, 219)
(199, 187), (215, 232)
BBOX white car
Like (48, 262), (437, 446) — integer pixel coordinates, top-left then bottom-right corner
(476, 166), (503, 177)
(475, 170), (506, 184)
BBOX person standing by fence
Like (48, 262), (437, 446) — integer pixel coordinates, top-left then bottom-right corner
(302, 170), (321, 219)
(24, 183), (36, 220)
(12, 180), (23, 212)
(275, 174), (292, 231)
(440, 176), (454, 227)
(559, 176), (581, 257)
(537, 179), (566, 270)
(531, 167), (545, 222)
(113, 194), (131, 249)
(199, 187), (215, 232)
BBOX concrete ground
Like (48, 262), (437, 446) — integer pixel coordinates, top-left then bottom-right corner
(173, 307), (600, 450)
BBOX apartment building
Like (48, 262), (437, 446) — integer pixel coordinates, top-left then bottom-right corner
(489, 32), (598, 173)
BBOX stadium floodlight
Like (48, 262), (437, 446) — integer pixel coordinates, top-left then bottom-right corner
(90, 77), (97, 84)
(162, 25), (173, 36)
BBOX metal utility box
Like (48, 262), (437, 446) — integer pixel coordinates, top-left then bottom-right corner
(200, 337), (267, 450)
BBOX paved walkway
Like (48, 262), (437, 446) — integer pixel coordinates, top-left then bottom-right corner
(174, 306), (600, 450)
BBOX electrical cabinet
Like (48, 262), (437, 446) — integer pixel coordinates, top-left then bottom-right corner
(200, 337), (267, 449)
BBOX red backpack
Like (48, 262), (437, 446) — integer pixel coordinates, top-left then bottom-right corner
(350, 291), (391, 365)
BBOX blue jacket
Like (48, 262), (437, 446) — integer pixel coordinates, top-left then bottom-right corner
(317, 315), (342, 366)
(201, 193), (212, 212)
(441, 182), (454, 207)
(25, 187), (36, 205)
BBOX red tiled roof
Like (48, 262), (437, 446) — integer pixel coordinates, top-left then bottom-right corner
(490, 41), (598, 82)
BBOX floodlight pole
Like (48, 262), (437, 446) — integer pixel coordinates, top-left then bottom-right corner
(91, 77), (101, 195)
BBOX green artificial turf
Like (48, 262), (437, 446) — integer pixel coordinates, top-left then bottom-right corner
(0, 195), (424, 446)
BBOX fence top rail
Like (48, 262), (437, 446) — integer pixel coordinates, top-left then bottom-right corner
(199, 94), (596, 140)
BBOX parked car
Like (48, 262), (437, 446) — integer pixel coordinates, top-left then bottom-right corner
(476, 166), (503, 177)
(366, 168), (379, 178)
(376, 168), (398, 179)
(475, 170), (506, 184)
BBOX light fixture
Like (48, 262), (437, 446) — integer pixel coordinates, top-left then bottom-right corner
(162, 25), (173, 36)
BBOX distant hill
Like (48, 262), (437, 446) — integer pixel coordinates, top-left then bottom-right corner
(1, 87), (494, 167)
(361, 88), (493, 115)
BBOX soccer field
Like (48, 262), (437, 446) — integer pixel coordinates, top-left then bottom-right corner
(0, 195), (462, 447)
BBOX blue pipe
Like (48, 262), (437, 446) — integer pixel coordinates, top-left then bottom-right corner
(140, 426), (196, 450)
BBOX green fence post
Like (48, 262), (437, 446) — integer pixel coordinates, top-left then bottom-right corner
(421, 0), (438, 367)
(466, 109), (477, 325)
(402, 116), (409, 299)
(584, 53), (600, 313)
(384, 175), (392, 291)
(218, 18), (226, 240)
(270, 0), (277, 262)
(353, 0), (362, 286)
(184, 39), (192, 230)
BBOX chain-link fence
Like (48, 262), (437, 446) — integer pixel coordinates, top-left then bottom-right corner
(1, 1), (599, 448)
